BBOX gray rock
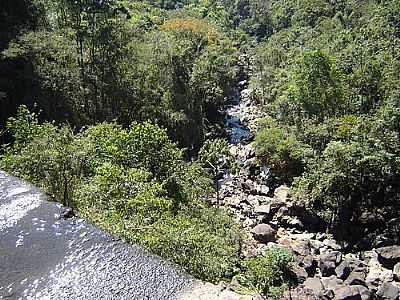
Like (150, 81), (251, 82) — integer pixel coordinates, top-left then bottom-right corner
(321, 275), (344, 292)
(274, 185), (290, 203)
(323, 238), (342, 251)
(376, 282), (400, 300)
(255, 184), (269, 196)
(394, 262), (400, 282)
(292, 240), (312, 257)
(290, 264), (308, 284)
(376, 245), (400, 269)
(283, 287), (318, 300)
(246, 195), (260, 207)
(250, 224), (276, 243)
(344, 271), (367, 287)
(319, 251), (342, 276)
(275, 206), (290, 221)
(286, 217), (305, 230)
(365, 251), (394, 289)
(299, 255), (318, 276)
(256, 196), (274, 205)
(323, 289), (335, 299)
(242, 179), (256, 194)
(225, 195), (242, 208)
(254, 205), (270, 215)
(336, 260), (352, 280)
(304, 277), (324, 296)
(243, 157), (257, 169)
(335, 285), (371, 300)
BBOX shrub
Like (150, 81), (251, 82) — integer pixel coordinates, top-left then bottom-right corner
(75, 163), (170, 221)
(1, 106), (88, 206)
(255, 120), (308, 181)
(282, 51), (344, 122)
(293, 137), (400, 240)
(237, 247), (293, 298)
(140, 207), (243, 282)
(198, 138), (235, 170)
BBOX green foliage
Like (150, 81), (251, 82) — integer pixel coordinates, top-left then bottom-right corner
(1, 106), (243, 283)
(75, 163), (170, 222)
(84, 205), (242, 282)
(140, 207), (242, 282)
(0, 0), (44, 51)
(2, 31), (87, 126)
(237, 247), (293, 297)
(292, 116), (400, 239)
(251, 0), (400, 243)
(198, 138), (234, 170)
(255, 117), (308, 181)
(1, 2), (237, 148)
(282, 50), (344, 122)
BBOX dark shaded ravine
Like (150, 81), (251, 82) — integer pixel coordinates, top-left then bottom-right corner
(0, 171), (194, 300)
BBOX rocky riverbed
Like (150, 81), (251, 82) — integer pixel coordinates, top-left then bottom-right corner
(217, 83), (400, 299)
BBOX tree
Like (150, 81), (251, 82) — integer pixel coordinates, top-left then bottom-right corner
(282, 51), (344, 122)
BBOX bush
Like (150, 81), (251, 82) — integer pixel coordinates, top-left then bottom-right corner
(1, 106), (88, 206)
(140, 207), (243, 282)
(198, 138), (235, 170)
(237, 247), (293, 298)
(255, 119), (308, 181)
(293, 135), (400, 241)
(278, 51), (345, 123)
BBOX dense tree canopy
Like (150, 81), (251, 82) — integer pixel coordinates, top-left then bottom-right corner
(251, 0), (400, 246)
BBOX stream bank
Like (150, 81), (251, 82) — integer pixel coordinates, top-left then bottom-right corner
(217, 78), (400, 299)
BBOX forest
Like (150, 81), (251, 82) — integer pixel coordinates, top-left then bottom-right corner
(1, 0), (400, 299)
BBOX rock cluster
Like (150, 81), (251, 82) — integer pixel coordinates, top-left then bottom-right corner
(220, 142), (400, 299)
(217, 86), (400, 299)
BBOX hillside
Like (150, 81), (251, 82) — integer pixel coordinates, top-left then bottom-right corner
(1, 0), (399, 299)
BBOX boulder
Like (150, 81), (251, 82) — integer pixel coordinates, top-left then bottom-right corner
(365, 253), (394, 289)
(323, 238), (342, 251)
(335, 285), (371, 300)
(336, 260), (352, 280)
(290, 205), (322, 227)
(291, 240), (312, 257)
(319, 251), (342, 276)
(246, 195), (260, 207)
(282, 287), (318, 300)
(290, 264), (308, 284)
(376, 245), (400, 269)
(242, 218), (256, 228)
(344, 271), (367, 287)
(299, 255), (318, 276)
(274, 185), (290, 203)
(243, 157), (257, 169)
(309, 239), (325, 254)
(285, 217), (305, 230)
(274, 206), (289, 221)
(257, 196), (275, 205)
(321, 275), (344, 292)
(376, 282), (400, 300)
(254, 184), (269, 196)
(394, 262), (400, 282)
(250, 224), (276, 243)
(254, 205), (270, 215)
(225, 195), (242, 208)
(242, 179), (257, 194)
(303, 277), (324, 296)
